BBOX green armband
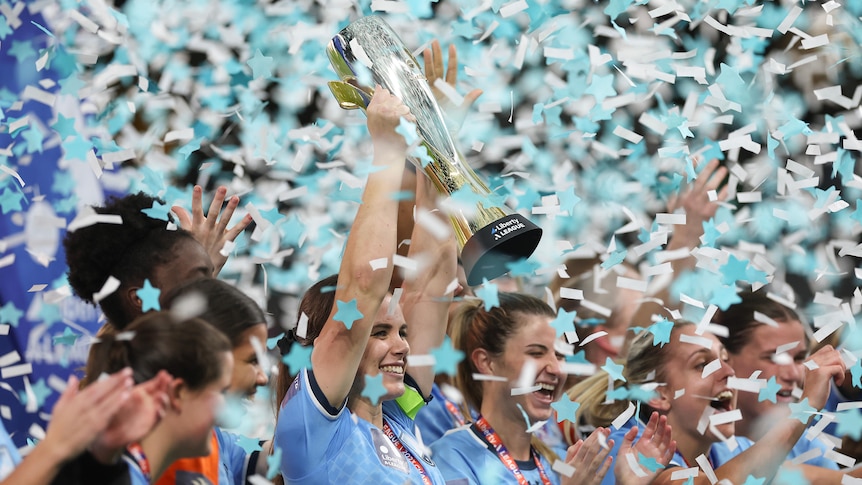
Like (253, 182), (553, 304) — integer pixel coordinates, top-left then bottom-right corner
(396, 386), (426, 419)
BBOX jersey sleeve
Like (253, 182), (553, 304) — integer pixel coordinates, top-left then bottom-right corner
(273, 368), (349, 481)
(215, 428), (252, 485)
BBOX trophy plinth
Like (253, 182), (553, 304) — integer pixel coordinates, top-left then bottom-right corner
(326, 15), (543, 286)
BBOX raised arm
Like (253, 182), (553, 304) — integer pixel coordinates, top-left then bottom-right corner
(399, 169), (459, 398)
(310, 88), (411, 408)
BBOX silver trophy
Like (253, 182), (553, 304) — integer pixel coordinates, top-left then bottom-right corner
(326, 15), (542, 286)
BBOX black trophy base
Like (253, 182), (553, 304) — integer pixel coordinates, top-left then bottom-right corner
(461, 213), (543, 287)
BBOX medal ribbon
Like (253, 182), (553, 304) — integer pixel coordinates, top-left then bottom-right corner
(382, 420), (433, 485)
(472, 416), (552, 485)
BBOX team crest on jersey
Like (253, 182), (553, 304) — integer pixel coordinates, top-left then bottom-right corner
(369, 427), (410, 474)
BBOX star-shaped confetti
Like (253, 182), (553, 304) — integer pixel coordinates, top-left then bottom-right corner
(549, 308), (577, 338)
(361, 374), (387, 405)
(835, 409), (862, 441)
(282, 343), (313, 374)
(758, 376), (780, 403)
(638, 453), (662, 473)
(52, 327), (80, 347)
(709, 285), (741, 311)
(0, 187), (25, 214)
(506, 258), (540, 277)
(266, 445), (283, 480)
(61, 135), (92, 161)
(236, 434), (262, 453)
(602, 357), (626, 382)
(136, 279), (161, 312)
(430, 336), (464, 376)
(719, 255), (749, 285)
(787, 397), (816, 424)
(141, 200), (171, 221)
(601, 249), (627, 270)
(551, 393), (580, 423)
(741, 475), (765, 485)
(247, 49), (274, 79)
(333, 299), (363, 330)
(475, 280), (499, 311)
(0, 302), (24, 327)
(851, 359), (861, 389)
(647, 319), (673, 347)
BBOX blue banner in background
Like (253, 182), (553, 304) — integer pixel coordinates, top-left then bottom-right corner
(0, 7), (119, 447)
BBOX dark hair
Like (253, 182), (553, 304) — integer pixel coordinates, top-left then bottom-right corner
(453, 292), (556, 412)
(713, 290), (804, 355)
(162, 278), (266, 347)
(88, 311), (231, 390)
(64, 192), (201, 328)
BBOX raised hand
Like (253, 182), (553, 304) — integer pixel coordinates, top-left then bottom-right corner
(423, 40), (482, 135)
(367, 87), (414, 158)
(172, 185), (253, 276)
(562, 428), (614, 485)
(614, 412), (676, 485)
(666, 158), (729, 248)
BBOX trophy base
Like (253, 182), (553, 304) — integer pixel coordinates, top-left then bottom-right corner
(461, 214), (543, 287)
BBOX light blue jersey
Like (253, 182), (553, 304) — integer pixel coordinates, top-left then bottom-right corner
(415, 383), (473, 446)
(0, 421), (21, 481)
(275, 368), (445, 484)
(216, 427), (257, 485)
(430, 425), (560, 485)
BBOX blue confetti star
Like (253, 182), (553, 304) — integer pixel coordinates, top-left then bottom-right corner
(260, 207), (282, 225)
(247, 49), (274, 79)
(720, 255), (749, 285)
(774, 467), (808, 485)
(430, 336), (464, 376)
(835, 409), (862, 441)
(21, 127), (45, 154)
(604, 0), (633, 19)
(648, 319), (673, 347)
(638, 453), (662, 473)
(333, 299), (363, 330)
(851, 359), (861, 389)
(236, 434), (262, 453)
(267, 333), (285, 350)
(61, 135), (92, 161)
(758, 376), (780, 403)
(361, 374), (388, 405)
(58, 74), (85, 97)
(475, 280), (499, 311)
(52, 114), (77, 140)
(585, 74), (617, 102)
(602, 357), (626, 382)
(709, 284), (741, 311)
(450, 19), (478, 39)
(741, 475), (765, 485)
(136, 279), (161, 312)
(506, 258), (540, 277)
(551, 393), (580, 424)
(395, 117), (419, 146)
(23, 379), (52, 409)
(266, 445), (283, 480)
(787, 397), (816, 424)
(557, 187), (581, 215)
(8, 40), (36, 63)
(52, 327), (80, 347)
(549, 308), (577, 338)
(177, 137), (203, 160)
(39, 303), (63, 329)
(0, 188), (25, 214)
(0, 301), (24, 327)
(601, 249), (627, 270)
(141, 200), (171, 221)
(282, 344), (313, 374)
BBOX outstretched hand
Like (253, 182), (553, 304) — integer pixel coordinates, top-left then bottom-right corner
(95, 370), (172, 452)
(423, 40), (482, 135)
(666, 158), (729, 248)
(614, 412), (676, 485)
(172, 185), (253, 276)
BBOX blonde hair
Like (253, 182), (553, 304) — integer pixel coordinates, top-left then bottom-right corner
(569, 320), (694, 428)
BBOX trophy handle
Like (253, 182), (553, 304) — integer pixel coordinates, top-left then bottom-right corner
(327, 80), (373, 110)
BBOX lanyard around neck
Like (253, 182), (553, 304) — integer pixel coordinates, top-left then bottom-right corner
(381, 420), (433, 485)
(126, 443), (152, 483)
(472, 416), (552, 485)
